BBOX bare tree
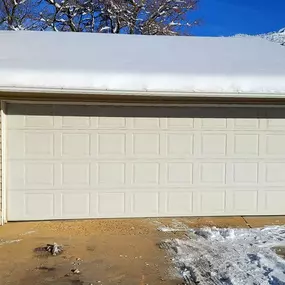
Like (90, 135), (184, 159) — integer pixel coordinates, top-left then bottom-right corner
(0, 0), (39, 30)
(1, 0), (199, 35)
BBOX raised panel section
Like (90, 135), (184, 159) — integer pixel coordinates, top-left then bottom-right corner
(25, 163), (54, 187)
(167, 134), (193, 156)
(266, 135), (285, 155)
(201, 134), (226, 155)
(61, 163), (90, 186)
(200, 192), (225, 214)
(98, 163), (125, 185)
(132, 192), (159, 214)
(233, 163), (258, 184)
(234, 119), (259, 129)
(265, 163), (285, 183)
(25, 133), (54, 156)
(132, 163), (159, 185)
(167, 163), (193, 184)
(167, 192), (193, 214)
(266, 119), (285, 129)
(167, 118), (194, 129)
(97, 134), (126, 155)
(25, 193), (54, 217)
(98, 193), (125, 215)
(199, 163), (226, 184)
(62, 117), (90, 128)
(8, 162), (24, 190)
(62, 193), (90, 216)
(133, 118), (160, 129)
(201, 118), (227, 128)
(265, 191), (285, 213)
(132, 134), (159, 155)
(25, 116), (54, 128)
(98, 117), (126, 128)
(233, 134), (259, 155)
(62, 133), (90, 156)
(232, 191), (258, 212)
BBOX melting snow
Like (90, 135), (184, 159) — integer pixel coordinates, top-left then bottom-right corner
(0, 239), (22, 246)
(163, 226), (285, 285)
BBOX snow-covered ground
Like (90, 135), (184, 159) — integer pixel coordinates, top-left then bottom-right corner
(159, 225), (285, 285)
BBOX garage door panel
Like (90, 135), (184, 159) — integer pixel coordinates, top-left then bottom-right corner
(9, 161), (57, 190)
(167, 118), (194, 129)
(264, 163), (285, 184)
(8, 131), (55, 159)
(231, 191), (258, 214)
(133, 117), (161, 129)
(233, 118), (260, 129)
(97, 133), (127, 156)
(132, 192), (159, 215)
(8, 191), (55, 220)
(97, 117), (127, 129)
(265, 134), (285, 156)
(166, 162), (193, 185)
(200, 118), (228, 129)
(61, 133), (90, 157)
(266, 119), (285, 129)
(6, 104), (285, 220)
(132, 133), (160, 156)
(231, 162), (259, 184)
(167, 133), (194, 156)
(232, 133), (259, 156)
(96, 162), (126, 186)
(166, 192), (193, 214)
(131, 162), (160, 186)
(198, 162), (226, 185)
(61, 116), (91, 128)
(264, 191), (285, 214)
(61, 162), (90, 186)
(61, 193), (90, 217)
(199, 191), (226, 215)
(97, 192), (126, 216)
(200, 133), (227, 156)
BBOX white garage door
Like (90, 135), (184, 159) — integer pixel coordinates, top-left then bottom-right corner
(6, 103), (285, 221)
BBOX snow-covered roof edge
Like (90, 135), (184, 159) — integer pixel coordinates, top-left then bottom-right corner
(1, 86), (285, 99)
(2, 31), (285, 97)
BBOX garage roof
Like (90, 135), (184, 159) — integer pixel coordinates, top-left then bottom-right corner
(1, 31), (285, 97)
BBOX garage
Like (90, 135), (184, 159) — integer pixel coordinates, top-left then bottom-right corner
(5, 103), (285, 220)
(1, 31), (285, 222)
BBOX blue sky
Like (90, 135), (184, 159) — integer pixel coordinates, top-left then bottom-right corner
(190, 0), (285, 36)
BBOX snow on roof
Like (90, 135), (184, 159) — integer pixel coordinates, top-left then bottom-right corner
(1, 30), (285, 97)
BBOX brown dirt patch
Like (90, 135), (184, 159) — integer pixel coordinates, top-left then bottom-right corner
(0, 218), (179, 285)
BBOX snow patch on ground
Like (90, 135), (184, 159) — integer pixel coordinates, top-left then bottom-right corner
(0, 239), (22, 246)
(157, 219), (190, 232)
(20, 230), (36, 236)
(163, 226), (285, 285)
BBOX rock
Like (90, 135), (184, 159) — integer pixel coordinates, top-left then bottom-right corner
(71, 269), (80, 274)
(46, 243), (63, 256)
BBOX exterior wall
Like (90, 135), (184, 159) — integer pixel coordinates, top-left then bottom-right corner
(0, 103), (2, 224)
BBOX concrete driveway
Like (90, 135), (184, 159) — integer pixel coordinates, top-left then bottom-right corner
(0, 217), (284, 285)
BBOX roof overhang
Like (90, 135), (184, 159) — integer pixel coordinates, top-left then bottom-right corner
(2, 88), (285, 105)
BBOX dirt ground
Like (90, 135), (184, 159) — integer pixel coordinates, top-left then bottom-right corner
(0, 216), (284, 285)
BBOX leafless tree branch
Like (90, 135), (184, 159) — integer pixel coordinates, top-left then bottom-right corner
(0, 0), (200, 34)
